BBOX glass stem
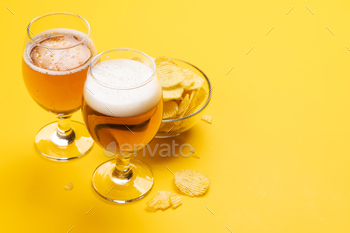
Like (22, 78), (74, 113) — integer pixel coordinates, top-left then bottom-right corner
(113, 153), (133, 180)
(56, 115), (75, 142)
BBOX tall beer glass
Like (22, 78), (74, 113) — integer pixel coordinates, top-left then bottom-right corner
(82, 49), (163, 203)
(22, 12), (97, 161)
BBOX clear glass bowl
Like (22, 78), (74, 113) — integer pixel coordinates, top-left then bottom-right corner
(156, 59), (212, 138)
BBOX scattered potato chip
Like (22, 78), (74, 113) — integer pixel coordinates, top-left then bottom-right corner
(201, 115), (212, 124)
(147, 191), (171, 210)
(64, 182), (73, 190)
(163, 85), (184, 101)
(163, 101), (178, 119)
(155, 58), (185, 88)
(170, 193), (182, 208)
(177, 94), (190, 116)
(174, 170), (209, 196)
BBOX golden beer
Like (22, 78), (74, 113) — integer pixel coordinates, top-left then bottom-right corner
(22, 30), (97, 115)
(82, 99), (163, 151)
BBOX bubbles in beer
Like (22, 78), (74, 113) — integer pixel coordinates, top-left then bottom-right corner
(23, 29), (96, 75)
(30, 34), (91, 71)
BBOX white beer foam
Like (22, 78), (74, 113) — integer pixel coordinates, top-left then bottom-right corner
(84, 59), (162, 117)
(23, 28), (97, 75)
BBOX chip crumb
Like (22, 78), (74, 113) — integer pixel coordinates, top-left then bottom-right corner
(170, 193), (182, 208)
(147, 191), (171, 210)
(192, 153), (200, 159)
(64, 182), (73, 190)
(201, 115), (212, 124)
(190, 148), (200, 158)
(147, 191), (183, 210)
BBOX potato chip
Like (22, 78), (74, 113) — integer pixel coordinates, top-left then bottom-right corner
(185, 88), (206, 116)
(64, 182), (73, 190)
(175, 91), (196, 118)
(177, 94), (190, 116)
(163, 101), (178, 119)
(188, 90), (197, 105)
(180, 69), (205, 91)
(147, 191), (171, 210)
(194, 87), (207, 106)
(170, 193), (182, 208)
(163, 85), (184, 102)
(201, 115), (212, 124)
(155, 58), (185, 88)
(155, 57), (209, 134)
(188, 72), (205, 90)
(180, 69), (196, 90)
(174, 170), (209, 196)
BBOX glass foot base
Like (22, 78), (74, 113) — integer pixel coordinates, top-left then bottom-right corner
(35, 121), (94, 161)
(92, 159), (154, 203)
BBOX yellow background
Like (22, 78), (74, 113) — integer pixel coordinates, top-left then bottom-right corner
(1, 0), (350, 232)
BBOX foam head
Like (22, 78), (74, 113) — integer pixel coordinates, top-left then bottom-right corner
(23, 29), (97, 75)
(30, 34), (91, 71)
(84, 59), (162, 117)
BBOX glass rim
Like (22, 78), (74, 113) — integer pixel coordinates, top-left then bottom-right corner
(88, 48), (157, 90)
(162, 58), (212, 122)
(27, 11), (91, 50)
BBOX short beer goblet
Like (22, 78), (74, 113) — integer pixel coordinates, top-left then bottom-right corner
(82, 48), (163, 203)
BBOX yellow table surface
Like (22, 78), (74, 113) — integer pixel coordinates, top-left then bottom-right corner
(1, 0), (350, 232)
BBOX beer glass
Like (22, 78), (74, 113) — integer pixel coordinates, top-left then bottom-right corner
(22, 12), (97, 161)
(82, 48), (163, 203)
